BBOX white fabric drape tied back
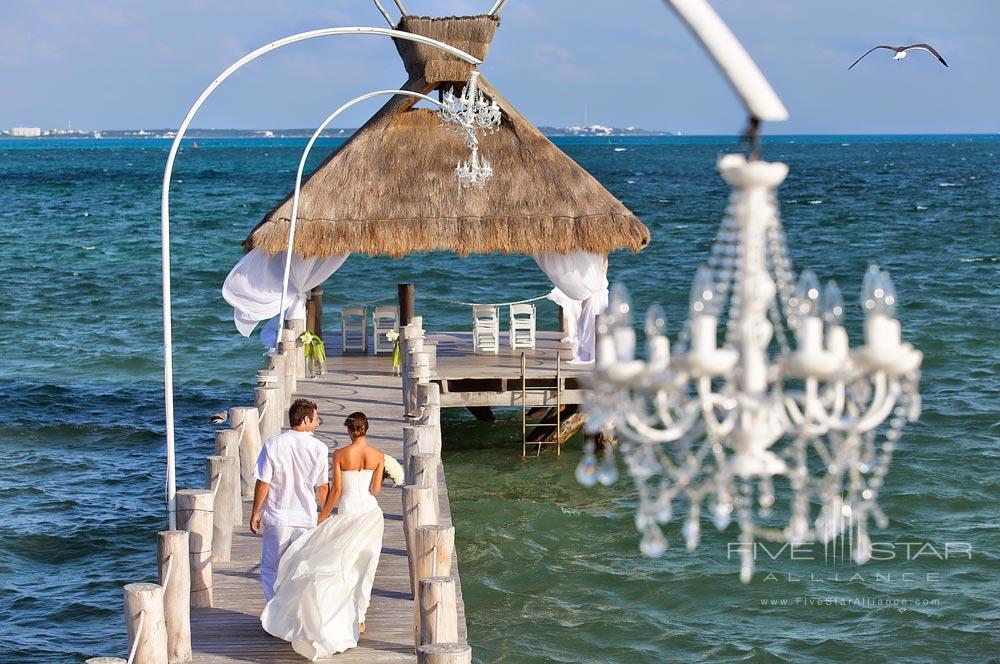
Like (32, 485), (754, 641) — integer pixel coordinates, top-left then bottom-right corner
(222, 248), (348, 344)
(533, 252), (609, 363)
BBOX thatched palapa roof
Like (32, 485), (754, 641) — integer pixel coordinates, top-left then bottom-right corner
(244, 15), (650, 259)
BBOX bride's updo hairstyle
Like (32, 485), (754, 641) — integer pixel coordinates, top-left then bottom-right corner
(344, 411), (369, 439)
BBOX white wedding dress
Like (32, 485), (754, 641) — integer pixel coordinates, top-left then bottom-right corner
(261, 469), (384, 660)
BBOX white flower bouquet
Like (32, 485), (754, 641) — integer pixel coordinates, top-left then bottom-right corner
(383, 454), (405, 486)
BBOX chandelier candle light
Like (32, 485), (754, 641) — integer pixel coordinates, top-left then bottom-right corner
(579, 153), (922, 582)
(438, 70), (502, 188)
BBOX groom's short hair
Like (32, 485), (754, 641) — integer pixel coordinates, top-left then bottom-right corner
(289, 399), (318, 427)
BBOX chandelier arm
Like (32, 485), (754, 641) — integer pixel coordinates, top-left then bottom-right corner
(854, 379), (902, 433)
(654, 390), (680, 428)
(622, 407), (699, 443)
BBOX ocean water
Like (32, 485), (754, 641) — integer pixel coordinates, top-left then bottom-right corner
(0, 135), (998, 663)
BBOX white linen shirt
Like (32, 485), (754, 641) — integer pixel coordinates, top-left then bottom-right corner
(253, 430), (329, 528)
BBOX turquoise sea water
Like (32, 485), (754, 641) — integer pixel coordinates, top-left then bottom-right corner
(0, 135), (998, 662)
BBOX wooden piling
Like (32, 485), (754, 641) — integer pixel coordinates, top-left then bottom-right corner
(418, 576), (459, 646)
(403, 423), (439, 470)
(213, 430), (243, 525)
(417, 643), (473, 664)
(265, 353), (289, 414)
(175, 489), (213, 609)
(205, 455), (238, 561)
(123, 583), (168, 664)
(402, 485), (437, 595)
(230, 406), (262, 498)
(157, 530), (191, 664)
(283, 321), (306, 380)
(279, 339), (297, 419)
(413, 525), (454, 645)
(254, 385), (281, 443)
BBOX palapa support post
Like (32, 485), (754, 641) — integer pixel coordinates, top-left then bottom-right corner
(213, 430), (243, 525)
(402, 485), (437, 596)
(418, 576), (459, 646)
(398, 283), (415, 326)
(254, 384), (281, 442)
(157, 530), (192, 664)
(417, 643), (473, 664)
(230, 406), (263, 498)
(123, 583), (168, 664)
(175, 489), (214, 608)
(413, 525), (454, 645)
(407, 453), (440, 514)
(306, 286), (323, 338)
(205, 455), (239, 561)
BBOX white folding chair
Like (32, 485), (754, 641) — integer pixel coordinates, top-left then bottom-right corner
(472, 304), (500, 354)
(509, 303), (537, 350)
(340, 305), (367, 353)
(372, 305), (400, 355)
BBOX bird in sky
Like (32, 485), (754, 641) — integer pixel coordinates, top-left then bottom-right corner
(848, 43), (949, 70)
(209, 411), (228, 424)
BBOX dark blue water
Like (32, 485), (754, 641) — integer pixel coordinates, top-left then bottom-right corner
(1, 135), (998, 662)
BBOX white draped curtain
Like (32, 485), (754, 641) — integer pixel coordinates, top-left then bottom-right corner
(222, 248), (348, 345)
(533, 252), (609, 363)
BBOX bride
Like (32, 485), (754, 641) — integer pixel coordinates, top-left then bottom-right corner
(261, 411), (385, 659)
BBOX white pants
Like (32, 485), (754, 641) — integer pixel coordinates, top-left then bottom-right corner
(261, 524), (310, 601)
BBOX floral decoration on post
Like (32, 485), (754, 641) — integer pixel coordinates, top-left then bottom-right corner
(299, 331), (326, 378)
(386, 329), (401, 375)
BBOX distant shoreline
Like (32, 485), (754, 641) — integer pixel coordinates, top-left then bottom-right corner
(3, 128), (998, 140)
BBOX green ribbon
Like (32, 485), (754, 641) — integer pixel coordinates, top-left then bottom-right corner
(299, 331), (326, 366)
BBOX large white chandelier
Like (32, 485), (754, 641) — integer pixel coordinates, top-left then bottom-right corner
(437, 70), (501, 188)
(578, 153), (923, 582)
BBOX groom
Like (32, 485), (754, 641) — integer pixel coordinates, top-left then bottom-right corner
(250, 398), (330, 601)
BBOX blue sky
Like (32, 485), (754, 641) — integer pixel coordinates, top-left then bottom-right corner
(1, 0), (996, 134)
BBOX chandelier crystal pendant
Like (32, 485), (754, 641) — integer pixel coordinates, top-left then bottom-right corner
(579, 153), (922, 582)
(437, 70), (501, 188)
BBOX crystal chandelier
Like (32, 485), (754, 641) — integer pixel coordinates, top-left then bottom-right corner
(578, 153), (923, 582)
(437, 70), (501, 188)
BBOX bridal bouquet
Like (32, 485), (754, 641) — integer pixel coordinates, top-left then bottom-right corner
(383, 454), (405, 486)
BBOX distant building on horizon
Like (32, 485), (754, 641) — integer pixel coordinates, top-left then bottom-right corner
(10, 126), (41, 137)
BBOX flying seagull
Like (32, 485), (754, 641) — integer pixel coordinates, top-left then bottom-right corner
(209, 410), (228, 424)
(848, 44), (948, 70)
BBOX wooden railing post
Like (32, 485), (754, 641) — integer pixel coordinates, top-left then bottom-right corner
(402, 485), (437, 596)
(123, 583), (168, 664)
(417, 643), (473, 663)
(418, 576), (459, 646)
(213, 430), (243, 525)
(230, 407), (262, 498)
(205, 455), (238, 562)
(175, 489), (214, 608)
(283, 322), (306, 380)
(266, 352), (290, 416)
(408, 453), (439, 514)
(254, 383), (281, 442)
(157, 530), (192, 664)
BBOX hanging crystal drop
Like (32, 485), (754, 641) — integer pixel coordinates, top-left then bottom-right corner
(654, 486), (673, 523)
(852, 529), (872, 565)
(596, 446), (619, 486)
(682, 509), (701, 551)
(640, 524), (668, 557)
(739, 542), (755, 583)
(712, 496), (733, 531)
(787, 514), (809, 545)
(575, 442), (598, 487)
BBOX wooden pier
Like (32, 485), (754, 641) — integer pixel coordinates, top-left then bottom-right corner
(100, 319), (583, 664)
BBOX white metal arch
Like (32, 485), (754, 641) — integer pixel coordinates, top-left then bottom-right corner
(160, 27), (481, 528)
(276, 89), (442, 339)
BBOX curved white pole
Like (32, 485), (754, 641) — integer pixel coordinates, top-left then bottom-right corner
(664, 0), (788, 122)
(159, 27), (481, 529)
(276, 89), (441, 345)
